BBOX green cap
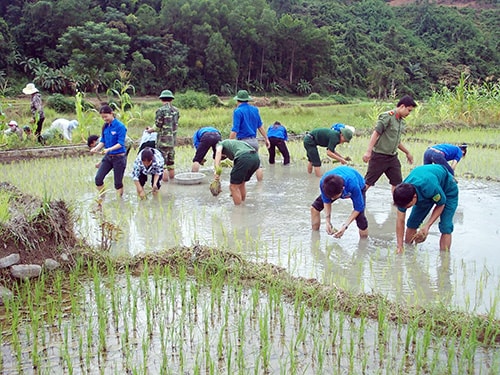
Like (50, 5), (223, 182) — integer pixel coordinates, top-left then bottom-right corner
(159, 90), (174, 99)
(340, 128), (353, 142)
(233, 90), (252, 102)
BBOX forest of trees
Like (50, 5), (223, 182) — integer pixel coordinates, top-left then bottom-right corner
(0, 0), (498, 99)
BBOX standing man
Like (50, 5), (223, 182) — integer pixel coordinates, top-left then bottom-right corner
(393, 164), (459, 253)
(423, 143), (467, 176)
(90, 105), (128, 197)
(230, 90), (270, 181)
(146, 89), (179, 181)
(191, 126), (222, 172)
(131, 147), (165, 199)
(213, 139), (260, 205)
(362, 95), (417, 191)
(304, 127), (353, 177)
(311, 166), (368, 239)
(22, 83), (45, 143)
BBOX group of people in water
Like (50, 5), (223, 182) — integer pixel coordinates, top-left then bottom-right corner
(88, 90), (468, 253)
(9, 84), (467, 254)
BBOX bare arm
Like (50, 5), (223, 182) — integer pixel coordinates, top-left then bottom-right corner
(326, 149), (348, 164)
(258, 126), (271, 148)
(229, 131), (237, 139)
(324, 202), (334, 235)
(398, 143), (413, 164)
(362, 131), (381, 163)
(333, 210), (360, 238)
(396, 210), (406, 253)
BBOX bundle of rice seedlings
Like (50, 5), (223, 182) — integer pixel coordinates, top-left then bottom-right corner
(209, 166), (223, 196)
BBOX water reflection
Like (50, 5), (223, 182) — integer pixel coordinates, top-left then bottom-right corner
(1, 156), (499, 316)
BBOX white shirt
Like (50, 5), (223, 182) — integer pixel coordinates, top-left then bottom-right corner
(50, 119), (78, 141)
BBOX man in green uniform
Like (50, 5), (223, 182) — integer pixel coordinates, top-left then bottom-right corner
(213, 139), (260, 205)
(146, 90), (179, 181)
(303, 127), (353, 177)
(393, 164), (459, 253)
(362, 95), (417, 191)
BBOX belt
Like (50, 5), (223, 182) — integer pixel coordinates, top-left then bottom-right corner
(429, 148), (444, 155)
(107, 153), (125, 157)
(305, 133), (315, 141)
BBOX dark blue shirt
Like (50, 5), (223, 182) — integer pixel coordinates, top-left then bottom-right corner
(267, 124), (288, 140)
(101, 118), (127, 155)
(193, 127), (220, 148)
(431, 144), (464, 162)
(320, 166), (366, 212)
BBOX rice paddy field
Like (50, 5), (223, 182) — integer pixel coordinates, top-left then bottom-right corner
(1, 91), (500, 374)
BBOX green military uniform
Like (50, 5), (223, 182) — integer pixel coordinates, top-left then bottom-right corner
(153, 102), (179, 170)
(219, 139), (260, 184)
(373, 110), (406, 155)
(303, 128), (341, 167)
(365, 109), (407, 186)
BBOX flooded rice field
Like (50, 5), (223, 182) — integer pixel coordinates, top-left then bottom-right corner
(2, 144), (499, 317)
(1, 141), (500, 374)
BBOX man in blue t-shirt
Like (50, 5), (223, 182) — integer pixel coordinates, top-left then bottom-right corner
(311, 166), (368, 239)
(230, 90), (270, 181)
(393, 164), (459, 253)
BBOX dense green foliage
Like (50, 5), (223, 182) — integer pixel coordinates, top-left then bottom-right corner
(0, 0), (498, 98)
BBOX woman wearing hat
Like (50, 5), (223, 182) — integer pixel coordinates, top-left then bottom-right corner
(4, 120), (24, 141)
(22, 83), (45, 143)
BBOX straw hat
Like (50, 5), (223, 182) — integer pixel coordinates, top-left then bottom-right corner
(22, 83), (39, 95)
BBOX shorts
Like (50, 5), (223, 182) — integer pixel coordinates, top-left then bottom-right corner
(407, 190), (458, 234)
(230, 152), (260, 184)
(364, 152), (402, 187)
(303, 134), (321, 167)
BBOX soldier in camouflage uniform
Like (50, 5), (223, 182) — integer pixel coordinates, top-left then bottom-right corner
(146, 90), (179, 181)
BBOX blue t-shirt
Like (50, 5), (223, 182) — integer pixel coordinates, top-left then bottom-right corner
(267, 124), (288, 140)
(101, 118), (127, 155)
(193, 127), (220, 148)
(320, 166), (366, 212)
(232, 102), (263, 139)
(431, 144), (463, 162)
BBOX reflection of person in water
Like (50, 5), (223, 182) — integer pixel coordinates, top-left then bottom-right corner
(393, 164), (459, 253)
(311, 166), (368, 239)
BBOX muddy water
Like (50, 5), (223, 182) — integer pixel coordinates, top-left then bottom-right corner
(72, 160), (500, 318)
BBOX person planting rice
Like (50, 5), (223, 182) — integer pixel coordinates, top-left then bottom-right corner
(303, 126), (353, 177)
(191, 126), (222, 172)
(423, 143), (468, 176)
(3, 120), (24, 141)
(131, 147), (164, 199)
(213, 139), (260, 205)
(310, 165), (368, 239)
(267, 121), (290, 165)
(393, 164), (459, 253)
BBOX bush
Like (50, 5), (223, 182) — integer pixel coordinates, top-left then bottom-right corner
(46, 94), (76, 113)
(208, 94), (226, 107)
(307, 93), (322, 101)
(328, 94), (350, 105)
(175, 91), (212, 110)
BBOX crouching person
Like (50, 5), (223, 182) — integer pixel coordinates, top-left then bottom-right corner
(393, 164), (459, 253)
(131, 147), (165, 199)
(311, 166), (368, 239)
